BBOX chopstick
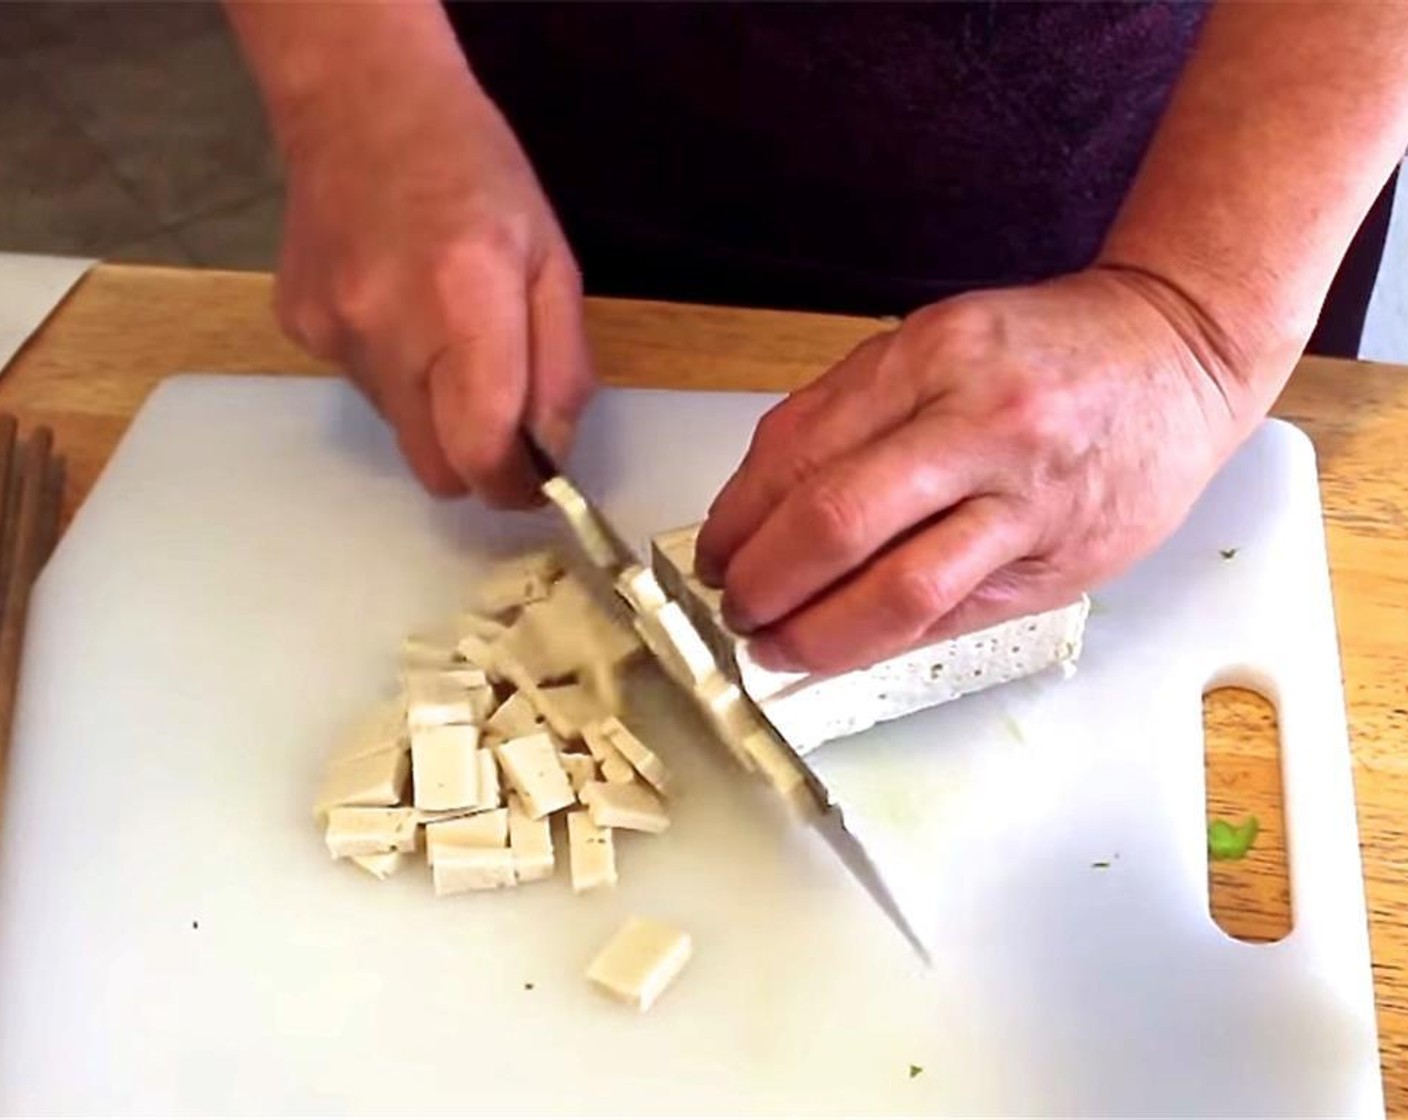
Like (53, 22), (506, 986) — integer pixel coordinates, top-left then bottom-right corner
(0, 417), (66, 777)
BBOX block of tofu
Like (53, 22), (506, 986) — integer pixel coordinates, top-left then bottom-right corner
(405, 670), (495, 729)
(560, 752), (599, 797)
(486, 692), (543, 740)
(477, 747), (502, 808)
(350, 851), (405, 880)
(507, 795), (555, 882)
(535, 682), (612, 740)
(468, 551), (562, 616)
(586, 916), (693, 1012)
(566, 810), (616, 892)
(324, 806), (419, 858)
(425, 808), (510, 864)
(580, 780), (670, 834)
(432, 847), (518, 895)
(316, 746), (409, 818)
(328, 696), (407, 766)
(652, 523), (1090, 753)
(494, 731), (576, 820)
(582, 718), (672, 796)
(410, 724), (481, 811)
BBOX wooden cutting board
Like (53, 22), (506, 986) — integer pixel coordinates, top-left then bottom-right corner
(0, 375), (1381, 1116)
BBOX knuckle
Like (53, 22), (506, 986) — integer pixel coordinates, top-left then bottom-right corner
(801, 481), (869, 558)
(889, 562), (955, 627)
(328, 271), (386, 334)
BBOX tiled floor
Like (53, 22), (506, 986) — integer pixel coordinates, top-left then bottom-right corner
(0, 0), (282, 268)
(0, 1), (1404, 360)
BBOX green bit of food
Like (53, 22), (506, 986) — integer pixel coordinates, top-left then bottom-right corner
(1091, 860), (1111, 869)
(1220, 548), (1239, 560)
(1208, 815), (1259, 860)
(908, 1064), (923, 1079)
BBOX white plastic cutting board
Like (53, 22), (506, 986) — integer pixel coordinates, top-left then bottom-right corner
(0, 376), (1381, 1117)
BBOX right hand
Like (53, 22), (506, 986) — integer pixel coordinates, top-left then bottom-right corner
(274, 64), (594, 505)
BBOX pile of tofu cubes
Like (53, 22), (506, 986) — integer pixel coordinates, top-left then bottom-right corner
(314, 551), (675, 898)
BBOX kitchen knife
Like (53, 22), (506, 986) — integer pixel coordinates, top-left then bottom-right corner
(521, 432), (930, 962)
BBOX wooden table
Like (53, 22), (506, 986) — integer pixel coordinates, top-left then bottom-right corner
(5, 263), (1408, 1112)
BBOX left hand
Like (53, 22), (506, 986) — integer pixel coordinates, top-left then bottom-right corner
(694, 267), (1259, 674)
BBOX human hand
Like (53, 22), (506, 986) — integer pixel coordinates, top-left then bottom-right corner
(273, 62), (592, 505)
(695, 268), (1258, 674)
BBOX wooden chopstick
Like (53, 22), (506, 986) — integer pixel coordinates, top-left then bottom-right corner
(0, 418), (66, 778)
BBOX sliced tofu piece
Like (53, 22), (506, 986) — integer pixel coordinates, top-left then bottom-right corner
(405, 669), (495, 729)
(351, 851), (405, 880)
(324, 806), (419, 858)
(425, 808), (510, 864)
(486, 692), (543, 740)
(410, 723), (481, 811)
(494, 731), (576, 820)
(560, 752), (599, 797)
(468, 551), (562, 616)
(316, 747), (409, 819)
(580, 720), (634, 784)
(534, 682), (612, 740)
(586, 916), (692, 1012)
(584, 717), (672, 797)
(477, 747), (502, 808)
(615, 564), (668, 615)
(739, 729), (820, 821)
(695, 677), (758, 771)
(507, 794), (555, 882)
(566, 809), (617, 893)
(432, 847), (518, 895)
(329, 696), (407, 766)
(580, 780), (670, 834)
(542, 477), (620, 570)
(652, 523), (1090, 753)
(634, 602), (716, 689)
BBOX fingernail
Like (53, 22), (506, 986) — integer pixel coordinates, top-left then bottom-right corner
(748, 635), (799, 673)
(720, 592), (756, 636)
(694, 551), (723, 588)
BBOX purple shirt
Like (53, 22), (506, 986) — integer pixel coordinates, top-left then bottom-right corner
(448, 3), (1209, 315)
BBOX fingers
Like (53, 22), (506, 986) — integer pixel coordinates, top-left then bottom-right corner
(747, 496), (1033, 675)
(426, 262), (539, 508)
(719, 414), (987, 633)
(382, 385), (468, 497)
(694, 331), (906, 585)
(526, 251), (596, 461)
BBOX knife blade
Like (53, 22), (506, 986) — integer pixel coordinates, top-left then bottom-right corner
(521, 431), (930, 962)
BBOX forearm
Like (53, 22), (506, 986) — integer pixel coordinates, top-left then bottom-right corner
(1099, 1), (1408, 415)
(223, 0), (486, 157)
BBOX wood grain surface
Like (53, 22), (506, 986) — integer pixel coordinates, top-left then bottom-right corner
(3, 264), (1406, 1113)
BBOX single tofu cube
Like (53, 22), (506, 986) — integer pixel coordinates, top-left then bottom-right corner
(425, 808), (510, 865)
(406, 670), (493, 729)
(587, 717), (672, 797)
(316, 746), (409, 818)
(486, 692), (543, 740)
(324, 806), (419, 858)
(536, 682), (612, 740)
(494, 731), (576, 820)
(567, 809), (617, 893)
(580, 720), (635, 784)
(507, 794), (555, 882)
(580, 780), (670, 834)
(432, 847), (518, 895)
(478, 747), (502, 808)
(696, 677), (758, 768)
(411, 724), (481, 811)
(329, 696), (407, 765)
(560, 752), (599, 797)
(542, 478), (619, 570)
(586, 916), (693, 1012)
(350, 850), (405, 880)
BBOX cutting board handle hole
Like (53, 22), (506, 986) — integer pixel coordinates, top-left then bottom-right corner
(1203, 685), (1293, 944)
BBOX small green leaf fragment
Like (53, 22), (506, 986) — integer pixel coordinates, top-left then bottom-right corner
(1208, 815), (1259, 860)
(1220, 548), (1238, 560)
(1091, 860), (1111, 869)
(908, 1064), (923, 1079)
